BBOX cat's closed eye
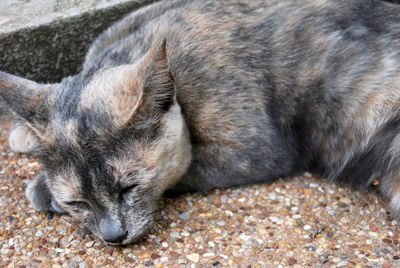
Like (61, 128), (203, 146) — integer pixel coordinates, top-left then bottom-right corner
(66, 201), (89, 210)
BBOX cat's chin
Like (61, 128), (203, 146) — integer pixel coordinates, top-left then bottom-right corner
(104, 236), (145, 246)
(93, 230), (150, 246)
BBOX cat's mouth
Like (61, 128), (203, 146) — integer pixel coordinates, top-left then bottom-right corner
(121, 225), (153, 245)
(104, 239), (128, 246)
(101, 232), (148, 245)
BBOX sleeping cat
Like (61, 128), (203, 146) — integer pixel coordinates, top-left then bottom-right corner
(1, 0), (400, 245)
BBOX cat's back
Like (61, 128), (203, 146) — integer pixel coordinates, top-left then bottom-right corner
(84, 0), (277, 65)
(85, 0), (400, 72)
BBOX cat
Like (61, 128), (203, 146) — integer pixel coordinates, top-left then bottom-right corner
(1, 0), (400, 245)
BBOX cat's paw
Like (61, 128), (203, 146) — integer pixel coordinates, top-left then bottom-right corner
(25, 173), (66, 214)
(8, 124), (37, 153)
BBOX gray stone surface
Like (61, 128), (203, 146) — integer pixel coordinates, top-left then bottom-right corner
(0, 0), (156, 83)
(0, 0), (140, 33)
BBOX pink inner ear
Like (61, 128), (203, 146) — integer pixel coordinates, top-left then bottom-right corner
(139, 39), (175, 112)
(168, 71), (175, 82)
(140, 39), (168, 80)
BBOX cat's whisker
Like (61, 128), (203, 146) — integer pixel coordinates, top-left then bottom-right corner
(196, 181), (225, 194)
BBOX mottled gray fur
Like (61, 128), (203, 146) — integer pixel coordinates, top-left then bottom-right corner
(1, 0), (400, 244)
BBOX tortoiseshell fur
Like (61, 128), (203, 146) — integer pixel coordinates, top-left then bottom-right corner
(2, 0), (400, 244)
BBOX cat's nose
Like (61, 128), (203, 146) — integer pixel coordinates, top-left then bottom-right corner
(99, 217), (127, 243)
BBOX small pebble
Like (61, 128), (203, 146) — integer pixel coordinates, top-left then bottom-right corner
(303, 225), (312, 230)
(35, 230), (43, 237)
(186, 253), (200, 263)
(287, 258), (297, 265)
(177, 259), (187, 264)
(139, 251), (151, 259)
(328, 210), (336, 216)
(381, 248), (390, 254)
(85, 241), (94, 248)
(337, 261), (348, 267)
(305, 245), (316, 252)
(47, 212), (54, 220)
(269, 216), (279, 222)
(67, 261), (78, 268)
(151, 253), (161, 260)
(122, 248), (132, 254)
(318, 254), (328, 264)
(203, 253), (215, 257)
(170, 232), (179, 238)
(220, 195), (227, 203)
(179, 212), (190, 220)
(382, 238), (392, 244)
(6, 215), (13, 221)
(224, 210), (234, 217)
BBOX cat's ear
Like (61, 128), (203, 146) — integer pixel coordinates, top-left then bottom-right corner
(0, 72), (53, 131)
(139, 38), (175, 113)
(81, 39), (174, 128)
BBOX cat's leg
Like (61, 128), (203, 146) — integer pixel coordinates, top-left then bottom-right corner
(380, 175), (400, 216)
(8, 123), (37, 153)
(25, 172), (66, 213)
(168, 136), (294, 193)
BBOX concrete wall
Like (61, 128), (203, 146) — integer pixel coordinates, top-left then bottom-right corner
(0, 0), (156, 83)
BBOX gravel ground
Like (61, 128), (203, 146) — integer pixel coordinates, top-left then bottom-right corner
(0, 117), (399, 267)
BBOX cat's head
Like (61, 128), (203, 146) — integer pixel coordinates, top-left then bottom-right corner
(0, 40), (192, 244)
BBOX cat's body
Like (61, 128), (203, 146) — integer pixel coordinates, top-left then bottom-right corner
(2, 0), (400, 244)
